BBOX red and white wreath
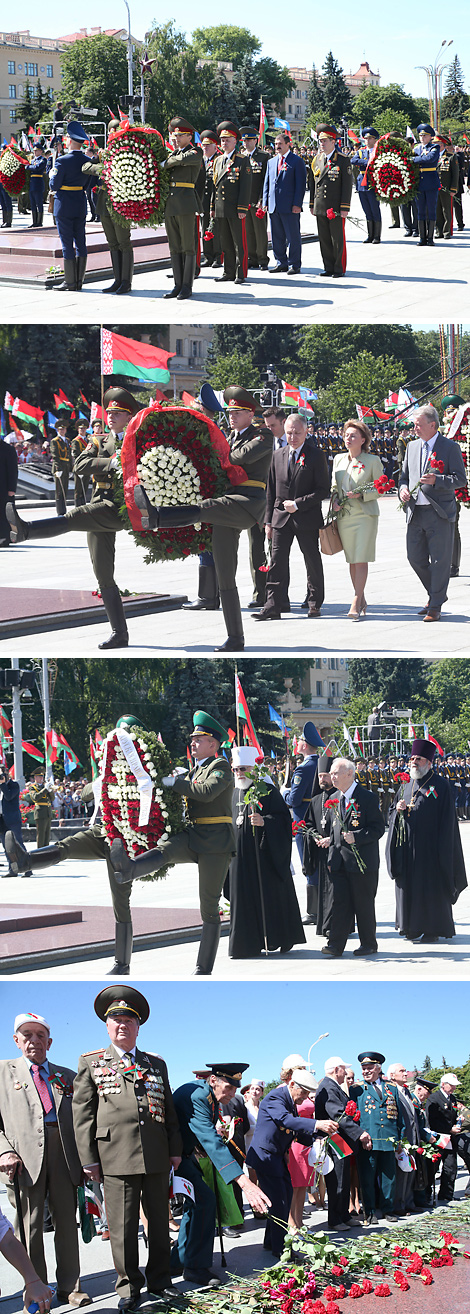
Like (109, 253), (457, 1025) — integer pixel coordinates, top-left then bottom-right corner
(95, 725), (185, 874)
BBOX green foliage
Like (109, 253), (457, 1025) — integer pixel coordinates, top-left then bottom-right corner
(352, 82), (419, 129)
(231, 55), (292, 124)
(307, 68), (326, 122)
(318, 51), (354, 123)
(145, 23), (217, 135)
(423, 659), (470, 722)
(295, 325), (441, 395)
(370, 109), (409, 139)
(420, 1056), (470, 1107)
(439, 113), (470, 144)
(209, 325), (300, 376)
(345, 659), (429, 704)
(14, 79), (53, 131)
(205, 347), (260, 390)
(190, 25), (261, 68)
(60, 34), (129, 126)
(315, 351), (407, 422)
(442, 55), (469, 118)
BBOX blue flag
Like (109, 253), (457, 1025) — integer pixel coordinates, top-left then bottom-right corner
(274, 116), (290, 132)
(268, 703), (284, 729)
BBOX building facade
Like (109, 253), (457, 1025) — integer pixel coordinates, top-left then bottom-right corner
(281, 658), (349, 742)
(0, 29), (65, 132)
(283, 60), (380, 142)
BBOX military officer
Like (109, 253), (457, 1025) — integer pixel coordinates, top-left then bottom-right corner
(0, 181), (13, 228)
(25, 143), (48, 228)
(132, 385), (273, 651)
(309, 123), (353, 276)
(211, 121), (252, 284)
(7, 386), (141, 650)
(283, 722), (319, 864)
(162, 116), (203, 300)
(50, 420), (71, 515)
(49, 120), (88, 291)
(0, 1011), (90, 1306)
(71, 419), (90, 506)
(82, 119), (134, 295)
(350, 1051), (405, 1224)
(350, 128), (381, 243)
(109, 710), (235, 975)
(22, 769), (55, 848)
(435, 136), (459, 239)
(172, 1063), (269, 1286)
(413, 124), (440, 246)
(73, 987), (182, 1311)
(355, 759), (370, 788)
(199, 129), (222, 268)
(240, 128), (269, 269)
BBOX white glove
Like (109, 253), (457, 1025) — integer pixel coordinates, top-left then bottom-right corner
(161, 775), (176, 787)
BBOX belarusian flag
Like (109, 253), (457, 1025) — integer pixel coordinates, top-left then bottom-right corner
(4, 392), (13, 411)
(348, 130), (360, 143)
(281, 382), (313, 412)
(45, 728), (59, 764)
(57, 733), (82, 774)
(21, 741), (45, 760)
(235, 675), (263, 760)
(329, 1133), (354, 1158)
(12, 397), (45, 427)
(101, 329), (174, 387)
(353, 727), (364, 755)
(89, 734), (100, 779)
(90, 401), (106, 424)
(258, 97), (267, 149)
(408, 720), (415, 739)
(0, 705), (12, 735)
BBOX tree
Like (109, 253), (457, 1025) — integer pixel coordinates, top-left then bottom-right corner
(352, 83), (419, 129)
(344, 659), (428, 705)
(315, 351), (407, 422)
(423, 659), (470, 723)
(14, 80), (36, 131)
(205, 347), (260, 390)
(60, 33), (129, 125)
(442, 55), (469, 118)
(295, 325), (441, 394)
(210, 326), (300, 373)
(190, 25), (261, 69)
(144, 22), (217, 135)
(320, 52), (353, 123)
(307, 68), (326, 122)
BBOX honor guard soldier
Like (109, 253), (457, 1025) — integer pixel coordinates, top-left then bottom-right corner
(355, 758), (370, 788)
(50, 420), (71, 516)
(25, 143), (48, 228)
(350, 1052), (405, 1225)
(109, 710), (235, 976)
(199, 129), (222, 268)
(49, 120), (88, 291)
(162, 116), (203, 300)
(350, 128), (381, 244)
(22, 770), (55, 848)
(435, 136), (459, 239)
(413, 124), (440, 246)
(71, 420), (90, 506)
(7, 387), (141, 650)
(240, 128), (269, 269)
(73, 987), (182, 1311)
(82, 120), (134, 295)
(211, 122), (252, 284)
(309, 123), (353, 276)
(132, 385), (273, 651)
(283, 722), (319, 864)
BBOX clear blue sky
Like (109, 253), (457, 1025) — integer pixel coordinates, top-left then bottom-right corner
(16, 0), (469, 102)
(1, 981), (467, 1088)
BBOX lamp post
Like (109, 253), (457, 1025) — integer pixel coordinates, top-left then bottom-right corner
(123, 0), (134, 124)
(307, 1032), (329, 1071)
(417, 39), (453, 131)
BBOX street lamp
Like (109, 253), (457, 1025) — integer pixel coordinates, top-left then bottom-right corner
(123, 0), (134, 124)
(307, 1032), (329, 1071)
(416, 39), (453, 131)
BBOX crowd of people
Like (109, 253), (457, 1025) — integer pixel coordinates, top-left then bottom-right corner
(0, 990), (469, 1309)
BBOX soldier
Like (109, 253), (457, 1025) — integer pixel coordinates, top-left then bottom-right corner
(435, 136), (459, 239)
(211, 121), (252, 284)
(50, 420), (71, 515)
(309, 123), (353, 276)
(350, 1051), (405, 1225)
(7, 387), (141, 650)
(22, 769), (55, 848)
(283, 722), (319, 883)
(355, 758), (370, 788)
(132, 385), (273, 651)
(240, 127), (269, 269)
(199, 129), (222, 268)
(73, 987), (182, 1311)
(350, 127), (381, 243)
(109, 710), (235, 976)
(162, 116), (203, 301)
(82, 120), (135, 295)
(25, 142), (48, 229)
(0, 181), (13, 228)
(413, 124), (440, 246)
(49, 120), (88, 291)
(71, 419), (90, 507)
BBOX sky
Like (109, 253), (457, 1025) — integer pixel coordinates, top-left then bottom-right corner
(1, 981), (468, 1090)
(14, 0), (469, 103)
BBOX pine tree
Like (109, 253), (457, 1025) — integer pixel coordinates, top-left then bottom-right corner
(442, 55), (469, 117)
(307, 67), (326, 121)
(321, 51), (354, 122)
(14, 79), (36, 131)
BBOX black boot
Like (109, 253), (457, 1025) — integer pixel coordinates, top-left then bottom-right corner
(2, 215), (12, 228)
(302, 885), (318, 925)
(177, 253), (196, 299)
(134, 484), (201, 531)
(417, 222), (427, 246)
(107, 922), (133, 975)
(37, 209), (43, 228)
(110, 838), (166, 886)
(54, 258), (77, 290)
(76, 255), (87, 289)
(6, 503), (70, 544)
(103, 250), (122, 293)
(116, 248), (134, 294)
(164, 253), (184, 298)
(193, 921), (221, 975)
(28, 205), (38, 228)
(98, 585), (129, 650)
(427, 221), (435, 246)
(372, 221), (381, 243)
(363, 220), (374, 244)
(5, 832), (62, 876)
(182, 563), (220, 610)
(214, 588), (244, 652)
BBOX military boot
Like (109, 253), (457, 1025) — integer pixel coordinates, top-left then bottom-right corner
(193, 922), (221, 975)
(107, 922), (133, 975)
(116, 249), (134, 295)
(98, 585), (129, 650)
(182, 563), (220, 610)
(103, 250), (122, 293)
(164, 253), (184, 298)
(363, 220), (374, 244)
(110, 838), (166, 886)
(6, 503), (70, 543)
(134, 484), (201, 531)
(177, 253), (196, 299)
(54, 258), (77, 290)
(5, 831), (62, 876)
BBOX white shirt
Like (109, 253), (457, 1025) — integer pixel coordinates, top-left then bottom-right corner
(112, 1044), (137, 1058)
(415, 433), (438, 506)
(341, 781), (356, 803)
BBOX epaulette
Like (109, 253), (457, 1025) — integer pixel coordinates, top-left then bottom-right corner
(81, 1048), (106, 1057)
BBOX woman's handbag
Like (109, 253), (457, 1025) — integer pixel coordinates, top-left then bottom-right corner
(319, 498), (344, 555)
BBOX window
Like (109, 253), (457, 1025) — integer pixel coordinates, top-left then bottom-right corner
(315, 658), (322, 669)
(26, 62), (38, 77)
(8, 60), (15, 75)
(288, 104), (292, 114)
(316, 681), (322, 697)
(46, 64), (53, 77)
(175, 339), (183, 356)
(9, 109), (16, 121)
(8, 85), (16, 99)
(296, 89), (301, 98)
(191, 339), (202, 357)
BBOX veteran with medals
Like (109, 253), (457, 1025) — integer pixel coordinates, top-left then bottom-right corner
(211, 122), (252, 284)
(309, 123), (353, 276)
(350, 1052), (406, 1225)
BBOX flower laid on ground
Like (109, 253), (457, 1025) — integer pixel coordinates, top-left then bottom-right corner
(98, 724), (186, 874)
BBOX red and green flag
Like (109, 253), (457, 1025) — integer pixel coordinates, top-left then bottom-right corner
(12, 397), (45, 427)
(101, 329), (174, 387)
(329, 1133), (354, 1158)
(235, 675), (263, 759)
(258, 97), (267, 149)
(89, 734), (101, 779)
(21, 740), (45, 760)
(0, 706), (12, 737)
(56, 733), (82, 775)
(45, 728), (59, 765)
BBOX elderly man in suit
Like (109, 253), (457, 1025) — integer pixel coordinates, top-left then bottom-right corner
(73, 987), (182, 1312)
(318, 757), (385, 958)
(253, 412), (329, 621)
(427, 1073), (470, 1202)
(262, 132), (306, 274)
(399, 402), (467, 621)
(315, 1056), (372, 1230)
(0, 1012), (90, 1307)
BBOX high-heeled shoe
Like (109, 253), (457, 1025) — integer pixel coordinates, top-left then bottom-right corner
(347, 596), (362, 619)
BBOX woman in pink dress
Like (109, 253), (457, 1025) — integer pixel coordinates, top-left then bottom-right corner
(288, 1089), (321, 1230)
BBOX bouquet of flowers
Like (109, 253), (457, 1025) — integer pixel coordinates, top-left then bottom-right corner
(442, 401), (470, 506)
(0, 141), (28, 197)
(367, 135), (420, 205)
(100, 123), (169, 228)
(323, 797), (367, 872)
(98, 724), (185, 879)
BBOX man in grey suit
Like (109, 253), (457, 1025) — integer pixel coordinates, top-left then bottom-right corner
(399, 403), (466, 621)
(0, 1012), (90, 1307)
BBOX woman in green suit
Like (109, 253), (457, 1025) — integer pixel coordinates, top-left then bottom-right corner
(332, 419), (384, 619)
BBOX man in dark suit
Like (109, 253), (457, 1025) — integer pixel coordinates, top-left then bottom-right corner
(319, 757), (385, 958)
(262, 132), (306, 273)
(399, 403), (467, 621)
(253, 412), (329, 621)
(427, 1073), (470, 1202)
(315, 1057), (372, 1230)
(0, 770), (24, 877)
(0, 435), (18, 546)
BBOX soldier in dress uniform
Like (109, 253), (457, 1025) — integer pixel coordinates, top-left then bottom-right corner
(355, 758), (370, 788)
(240, 128), (269, 269)
(350, 127), (381, 244)
(199, 129), (222, 268)
(7, 387), (141, 650)
(73, 987), (182, 1312)
(22, 769), (55, 848)
(50, 420), (71, 515)
(435, 136), (459, 239)
(82, 119), (134, 296)
(25, 143), (48, 228)
(309, 123), (353, 276)
(413, 124), (440, 246)
(49, 121), (88, 291)
(71, 419), (90, 507)
(162, 116), (203, 301)
(109, 710), (236, 976)
(350, 1052), (405, 1225)
(211, 122), (252, 284)
(283, 722), (320, 865)
(132, 385), (273, 651)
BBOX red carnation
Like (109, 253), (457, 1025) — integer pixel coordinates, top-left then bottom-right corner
(361, 1280), (374, 1294)
(374, 1285), (391, 1297)
(324, 799), (337, 810)
(338, 1258), (348, 1268)
(348, 1285), (363, 1298)
(330, 1267), (343, 1278)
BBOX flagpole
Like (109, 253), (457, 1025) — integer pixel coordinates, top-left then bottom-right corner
(42, 659), (52, 784)
(11, 659), (25, 789)
(235, 663), (240, 747)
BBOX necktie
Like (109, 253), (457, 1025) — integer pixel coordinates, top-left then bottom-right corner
(277, 157), (282, 175)
(421, 441), (429, 474)
(340, 794), (347, 820)
(288, 452), (296, 480)
(31, 1064), (53, 1114)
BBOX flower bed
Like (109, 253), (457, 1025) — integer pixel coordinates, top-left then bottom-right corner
(98, 724), (185, 879)
(0, 142), (28, 197)
(100, 124), (169, 228)
(367, 137), (419, 206)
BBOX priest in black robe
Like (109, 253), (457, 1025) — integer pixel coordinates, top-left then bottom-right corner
(302, 752), (336, 935)
(386, 737), (467, 943)
(228, 746), (306, 958)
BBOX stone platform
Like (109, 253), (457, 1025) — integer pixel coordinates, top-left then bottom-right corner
(0, 216), (171, 286)
(0, 903), (211, 972)
(0, 587), (187, 638)
(0, 905), (82, 933)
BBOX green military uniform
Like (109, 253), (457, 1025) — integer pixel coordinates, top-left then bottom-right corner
(351, 1051), (406, 1222)
(355, 761), (370, 788)
(436, 147), (459, 238)
(72, 987), (182, 1302)
(211, 122), (252, 282)
(22, 778), (55, 847)
(309, 126), (353, 276)
(163, 117), (203, 300)
(71, 431), (90, 506)
(378, 761), (394, 820)
(82, 137), (134, 295)
(50, 432), (71, 516)
(241, 134), (269, 269)
(199, 130), (222, 267)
